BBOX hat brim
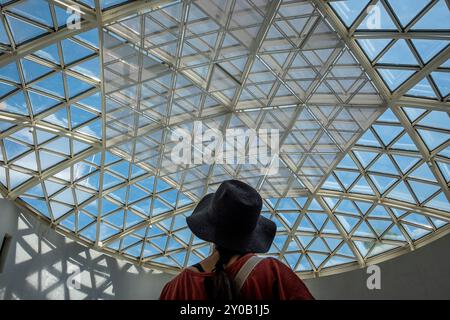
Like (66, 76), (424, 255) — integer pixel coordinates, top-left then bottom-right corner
(186, 193), (276, 253)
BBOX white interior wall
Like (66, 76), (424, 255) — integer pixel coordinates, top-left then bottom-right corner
(0, 199), (173, 300)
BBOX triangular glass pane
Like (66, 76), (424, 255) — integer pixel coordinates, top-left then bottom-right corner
(368, 243), (399, 257)
(369, 219), (392, 236)
(308, 253), (328, 268)
(0, 18), (9, 45)
(353, 151), (377, 168)
(383, 225), (406, 241)
(409, 163), (437, 182)
(330, 0), (370, 27)
(34, 44), (60, 64)
(152, 198), (171, 216)
(61, 39), (95, 65)
(402, 223), (431, 240)
(387, 0), (431, 27)
(308, 213), (328, 231)
(377, 108), (399, 123)
(412, 39), (449, 63)
(407, 77), (438, 99)
(309, 238), (329, 253)
(5, 14), (46, 44)
(431, 72), (450, 97)
(355, 201), (373, 214)
(369, 154), (398, 175)
(354, 221), (376, 238)
(324, 256), (354, 268)
(337, 154), (359, 169)
(418, 111), (448, 130)
(391, 133), (418, 151)
(337, 214), (360, 233)
(32, 72), (65, 97)
(66, 75), (93, 98)
(0, 82), (15, 97)
(21, 59), (52, 82)
(14, 152), (38, 171)
(0, 62), (21, 83)
(336, 199), (357, 215)
(74, 28), (99, 49)
(71, 57), (100, 81)
(126, 211), (145, 228)
(322, 174), (343, 191)
(378, 40), (418, 65)
(392, 155), (420, 174)
(350, 176), (374, 195)
(357, 39), (392, 61)
(403, 212), (432, 228)
(417, 129), (449, 151)
(102, 172), (123, 189)
(2, 91), (28, 115)
(100, 223), (119, 241)
(323, 196), (339, 210)
(356, 129), (381, 147)
(334, 170), (360, 189)
(403, 107), (427, 122)
(372, 124), (404, 146)
(387, 181), (416, 203)
(354, 240), (374, 257)
(424, 192), (450, 212)
(53, 188), (75, 205)
(412, 0), (450, 30)
(43, 137), (70, 155)
(369, 174), (398, 194)
(378, 68), (415, 91)
(431, 217), (448, 228)
(9, 0), (53, 27)
(369, 205), (390, 218)
(323, 220), (340, 234)
(28, 91), (59, 115)
(50, 201), (72, 219)
(359, 1), (397, 30)
(437, 161), (450, 183)
(39, 150), (66, 170)
(9, 169), (32, 189)
(3, 139), (30, 160)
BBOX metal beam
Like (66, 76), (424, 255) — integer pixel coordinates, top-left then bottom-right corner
(395, 96), (450, 111)
(353, 31), (450, 40)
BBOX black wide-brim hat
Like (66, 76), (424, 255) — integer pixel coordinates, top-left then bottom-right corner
(186, 180), (276, 253)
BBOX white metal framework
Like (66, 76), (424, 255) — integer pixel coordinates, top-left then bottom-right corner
(0, 0), (449, 277)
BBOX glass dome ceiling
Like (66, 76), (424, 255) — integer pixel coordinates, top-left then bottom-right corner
(0, 0), (448, 277)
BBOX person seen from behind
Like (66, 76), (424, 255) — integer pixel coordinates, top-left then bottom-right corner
(159, 179), (314, 300)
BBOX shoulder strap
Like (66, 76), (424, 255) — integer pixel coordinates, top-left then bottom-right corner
(234, 255), (264, 295)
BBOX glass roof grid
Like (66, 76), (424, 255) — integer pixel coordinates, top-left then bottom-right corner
(329, 0), (450, 101)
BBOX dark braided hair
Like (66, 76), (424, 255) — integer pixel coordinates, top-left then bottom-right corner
(204, 246), (243, 300)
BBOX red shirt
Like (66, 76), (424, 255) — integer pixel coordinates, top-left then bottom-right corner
(159, 253), (314, 300)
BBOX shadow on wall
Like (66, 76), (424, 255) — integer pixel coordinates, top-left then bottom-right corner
(0, 199), (174, 300)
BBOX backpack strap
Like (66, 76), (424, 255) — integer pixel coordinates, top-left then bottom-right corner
(234, 255), (264, 295)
